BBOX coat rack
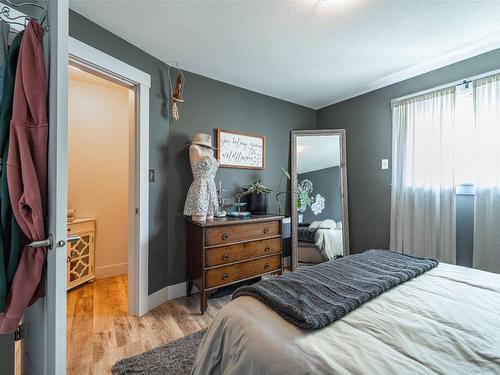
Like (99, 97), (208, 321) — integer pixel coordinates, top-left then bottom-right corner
(0, 0), (48, 31)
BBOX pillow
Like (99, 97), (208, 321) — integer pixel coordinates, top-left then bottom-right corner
(309, 221), (322, 229)
(321, 219), (336, 230)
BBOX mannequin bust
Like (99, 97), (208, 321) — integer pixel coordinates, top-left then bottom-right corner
(189, 144), (215, 221)
(183, 133), (219, 222)
(189, 144), (214, 167)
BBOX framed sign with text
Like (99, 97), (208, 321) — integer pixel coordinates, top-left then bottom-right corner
(216, 128), (266, 169)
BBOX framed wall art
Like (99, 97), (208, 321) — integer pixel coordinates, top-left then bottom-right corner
(216, 128), (266, 169)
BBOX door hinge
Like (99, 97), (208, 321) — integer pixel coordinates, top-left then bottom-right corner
(14, 324), (24, 341)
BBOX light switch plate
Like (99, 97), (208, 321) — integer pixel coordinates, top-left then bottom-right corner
(381, 159), (389, 170)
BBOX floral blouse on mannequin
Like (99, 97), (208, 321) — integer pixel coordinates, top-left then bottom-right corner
(184, 154), (219, 217)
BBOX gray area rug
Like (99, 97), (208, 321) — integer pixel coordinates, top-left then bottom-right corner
(112, 328), (207, 375)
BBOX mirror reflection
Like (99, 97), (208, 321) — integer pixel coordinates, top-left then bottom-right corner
(291, 130), (349, 269)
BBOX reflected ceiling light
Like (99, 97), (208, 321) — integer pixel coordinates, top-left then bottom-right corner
(317, 0), (358, 11)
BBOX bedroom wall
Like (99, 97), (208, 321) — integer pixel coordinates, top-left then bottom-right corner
(297, 166), (341, 224)
(456, 194), (474, 267)
(317, 47), (500, 254)
(69, 10), (316, 292)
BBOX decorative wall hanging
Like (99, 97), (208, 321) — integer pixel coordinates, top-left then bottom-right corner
(168, 65), (185, 121)
(297, 179), (313, 213)
(311, 193), (326, 215)
(297, 179), (326, 215)
(216, 128), (265, 169)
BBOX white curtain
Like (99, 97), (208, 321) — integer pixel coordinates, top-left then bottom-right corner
(390, 87), (456, 263)
(473, 75), (500, 273)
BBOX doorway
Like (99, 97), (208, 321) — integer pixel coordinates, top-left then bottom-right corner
(64, 38), (151, 373)
(68, 37), (151, 317)
(67, 65), (133, 283)
(66, 64), (133, 372)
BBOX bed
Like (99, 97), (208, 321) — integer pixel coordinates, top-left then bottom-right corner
(192, 262), (500, 374)
(297, 241), (325, 264)
(298, 220), (343, 264)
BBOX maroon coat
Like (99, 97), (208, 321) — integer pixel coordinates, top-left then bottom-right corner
(0, 20), (47, 333)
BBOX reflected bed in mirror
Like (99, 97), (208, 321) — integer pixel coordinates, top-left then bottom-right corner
(291, 129), (349, 270)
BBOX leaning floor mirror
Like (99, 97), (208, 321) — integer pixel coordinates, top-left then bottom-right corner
(290, 129), (350, 270)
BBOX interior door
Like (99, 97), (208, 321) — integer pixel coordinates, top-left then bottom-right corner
(21, 1), (69, 374)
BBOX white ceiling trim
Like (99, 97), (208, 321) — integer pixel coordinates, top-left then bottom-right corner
(315, 32), (500, 110)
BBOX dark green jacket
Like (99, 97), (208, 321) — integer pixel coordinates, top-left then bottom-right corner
(0, 32), (23, 312)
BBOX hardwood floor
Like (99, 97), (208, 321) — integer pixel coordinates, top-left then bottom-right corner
(67, 275), (230, 375)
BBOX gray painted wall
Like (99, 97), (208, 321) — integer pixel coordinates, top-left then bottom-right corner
(69, 11), (315, 292)
(456, 194), (474, 268)
(298, 166), (341, 223)
(317, 48), (500, 253)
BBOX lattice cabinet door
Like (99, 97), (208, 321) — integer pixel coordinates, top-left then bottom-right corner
(67, 218), (96, 290)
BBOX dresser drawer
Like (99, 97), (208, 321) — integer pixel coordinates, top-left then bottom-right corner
(206, 238), (281, 267)
(205, 254), (281, 289)
(67, 220), (95, 234)
(205, 221), (280, 246)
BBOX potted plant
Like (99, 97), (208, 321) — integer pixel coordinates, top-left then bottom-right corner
(274, 168), (292, 238)
(274, 168), (291, 216)
(241, 179), (272, 214)
(274, 169), (315, 215)
(297, 190), (314, 211)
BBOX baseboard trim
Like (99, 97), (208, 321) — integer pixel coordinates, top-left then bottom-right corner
(148, 282), (199, 311)
(95, 263), (128, 279)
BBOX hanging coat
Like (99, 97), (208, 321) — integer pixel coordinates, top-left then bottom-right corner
(0, 30), (23, 313)
(0, 20), (47, 334)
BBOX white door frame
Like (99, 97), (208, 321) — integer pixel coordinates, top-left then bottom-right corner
(68, 37), (151, 316)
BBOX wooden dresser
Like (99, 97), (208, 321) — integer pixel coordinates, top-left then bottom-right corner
(186, 214), (284, 314)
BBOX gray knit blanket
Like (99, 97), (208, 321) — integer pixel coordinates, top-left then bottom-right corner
(233, 249), (438, 330)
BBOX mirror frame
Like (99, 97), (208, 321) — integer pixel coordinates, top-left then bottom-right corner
(290, 129), (350, 271)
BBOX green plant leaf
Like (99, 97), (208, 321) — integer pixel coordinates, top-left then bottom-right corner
(281, 167), (291, 180)
(243, 179), (272, 194)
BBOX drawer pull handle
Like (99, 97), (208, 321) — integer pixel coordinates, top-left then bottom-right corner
(264, 263), (270, 270)
(264, 247), (271, 252)
(221, 253), (230, 261)
(263, 227), (269, 234)
(221, 273), (229, 281)
(221, 232), (229, 240)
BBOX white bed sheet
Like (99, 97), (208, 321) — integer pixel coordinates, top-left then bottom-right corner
(192, 263), (500, 375)
(315, 228), (343, 260)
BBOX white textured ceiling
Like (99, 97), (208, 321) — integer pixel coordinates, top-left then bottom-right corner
(69, 0), (500, 109)
(297, 135), (340, 174)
